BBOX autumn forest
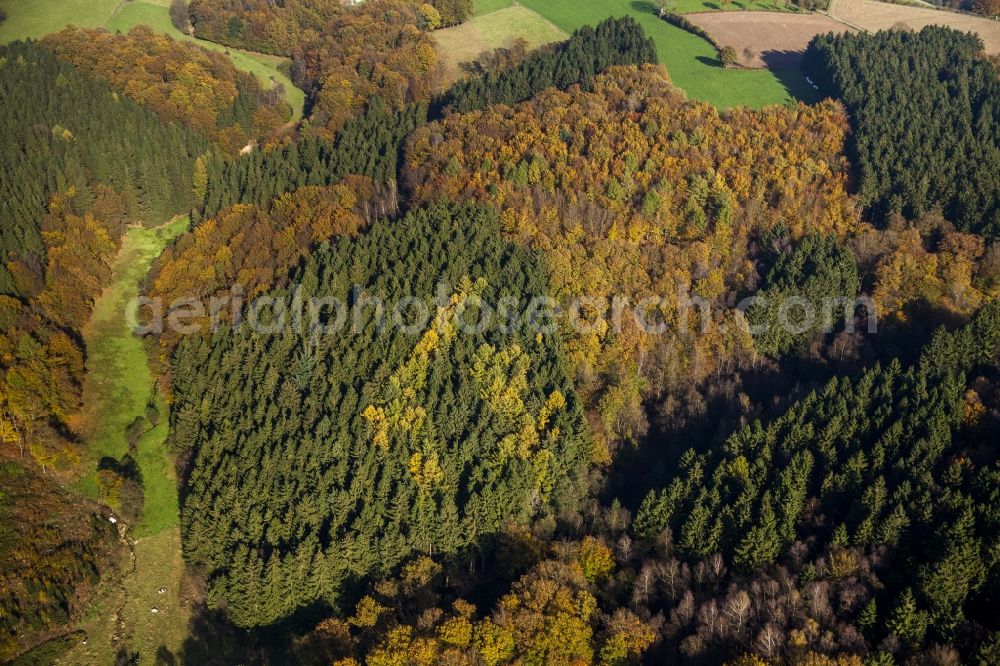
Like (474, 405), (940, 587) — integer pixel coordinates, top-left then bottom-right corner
(1, 0), (999, 664)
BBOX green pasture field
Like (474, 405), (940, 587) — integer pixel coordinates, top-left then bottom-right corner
(0, 0), (120, 41)
(517, 0), (816, 108)
(473, 0), (515, 15)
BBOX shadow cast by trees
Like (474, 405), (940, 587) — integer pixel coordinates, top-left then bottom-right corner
(760, 48), (805, 70)
(629, 0), (661, 14)
(169, 530), (552, 665)
(773, 66), (822, 104)
(599, 288), (978, 513)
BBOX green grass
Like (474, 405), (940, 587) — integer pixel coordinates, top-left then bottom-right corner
(0, 0), (305, 121)
(473, 0), (515, 15)
(0, 0), (119, 41)
(57, 218), (194, 663)
(517, 0), (813, 108)
(118, 529), (192, 663)
(76, 216), (190, 537)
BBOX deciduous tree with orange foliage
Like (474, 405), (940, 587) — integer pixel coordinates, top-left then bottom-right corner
(301, 542), (655, 665)
(290, 0), (442, 138)
(146, 177), (392, 362)
(186, 0), (469, 56)
(43, 26), (290, 154)
(405, 64), (860, 449)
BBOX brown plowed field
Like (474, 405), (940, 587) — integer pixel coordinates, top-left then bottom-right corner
(828, 0), (1000, 53)
(686, 11), (853, 69)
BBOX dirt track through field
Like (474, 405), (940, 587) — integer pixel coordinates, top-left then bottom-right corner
(828, 0), (1000, 53)
(687, 11), (853, 68)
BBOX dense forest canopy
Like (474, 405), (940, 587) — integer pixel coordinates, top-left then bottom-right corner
(628, 299), (1000, 661)
(187, 0), (471, 57)
(0, 39), (207, 660)
(196, 99), (426, 221)
(803, 27), (1000, 239)
(2, 2), (1000, 664)
(302, 300), (1000, 665)
(184, 0), (477, 137)
(43, 25), (290, 154)
(405, 65), (858, 450)
(146, 176), (399, 362)
(172, 203), (591, 627)
(195, 16), (657, 220)
(0, 40), (206, 298)
(0, 40), (205, 477)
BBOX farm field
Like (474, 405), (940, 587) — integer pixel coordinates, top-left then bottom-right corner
(434, 4), (567, 86)
(518, 0), (816, 108)
(829, 0), (1000, 52)
(473, 0), (514, 15)
(0, 0), (305, 120)
(687, 11), (853, 68)
(0, 0), (119, 41)
(672, 0), (805, 12)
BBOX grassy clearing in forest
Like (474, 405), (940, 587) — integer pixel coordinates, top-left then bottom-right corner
(76, 216), (189, 538)
(57, 529), (193, 665)
(56, 217), (194, 665)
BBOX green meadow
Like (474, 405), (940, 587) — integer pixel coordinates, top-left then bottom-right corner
(76, 216), (189, 538)
(473, 0), (515, 15)
(0, 0), (120, 41)
(516, 0), (815, 108)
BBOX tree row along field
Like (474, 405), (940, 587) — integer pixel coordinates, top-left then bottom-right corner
(512, 0), (815, 107)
